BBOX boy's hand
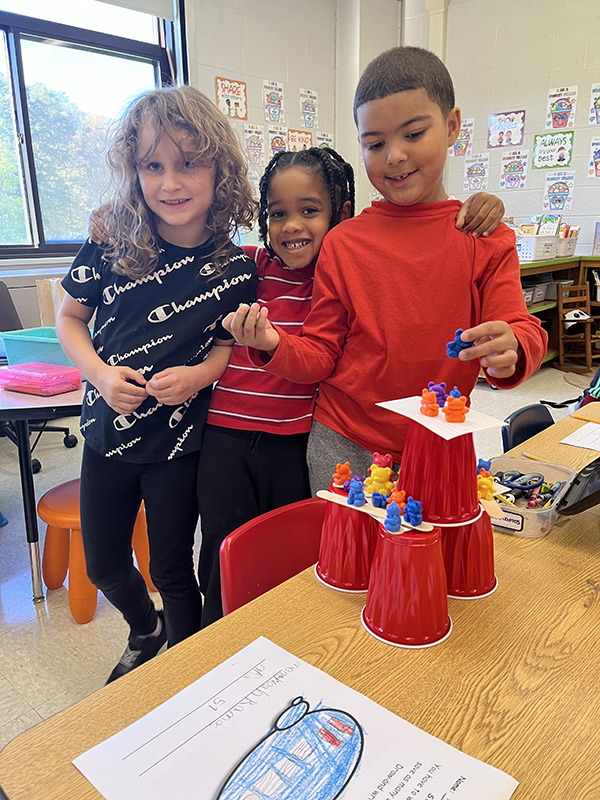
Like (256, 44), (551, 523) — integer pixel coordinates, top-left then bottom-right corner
(457, 321), (519, 379)
(223, 303), (280, 353)
(456, 193), (505, 239)
(94, 365), (147, 414)
(146, 366), (200, 405)
(88, 204), (110, 244)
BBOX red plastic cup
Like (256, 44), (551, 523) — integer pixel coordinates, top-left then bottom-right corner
(400, 421), (479, 525)
(361, 524), (451, 647)
(441, 508), (497, 598)
(328, 481), (348, 496)
(315, 502), (379, 592)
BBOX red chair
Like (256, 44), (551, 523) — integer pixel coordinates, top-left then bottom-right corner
(219, 497), (327, 615)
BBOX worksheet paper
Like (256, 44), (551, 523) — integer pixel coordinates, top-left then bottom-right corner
(560, 422), (600, 451)
(74, 637), (518, 800)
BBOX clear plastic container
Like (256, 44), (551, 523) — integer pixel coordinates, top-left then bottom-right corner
(0, 362), (81, 396)
(0, 327), (73, 367)
(490, 456), (576, 538)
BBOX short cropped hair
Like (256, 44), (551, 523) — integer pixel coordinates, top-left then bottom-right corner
(353, 46), (455, 123)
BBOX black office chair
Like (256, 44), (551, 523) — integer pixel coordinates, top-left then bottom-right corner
(501, 403), (554, 452)
(0, 280), (77, 473)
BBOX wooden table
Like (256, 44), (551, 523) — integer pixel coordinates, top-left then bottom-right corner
(1, 414), (600, 799)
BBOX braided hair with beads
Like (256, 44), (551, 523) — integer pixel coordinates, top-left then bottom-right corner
(257, 146), (355, 256)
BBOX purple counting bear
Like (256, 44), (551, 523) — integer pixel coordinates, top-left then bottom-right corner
(403, 497), (422, 527)
(446, 328), (474, 359)
(427, 380), (448, 408)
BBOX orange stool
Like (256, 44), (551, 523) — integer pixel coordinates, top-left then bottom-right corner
(38, 479), (156, 624)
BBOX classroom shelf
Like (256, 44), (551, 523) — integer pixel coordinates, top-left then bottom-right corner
(528, 301), (557, 314)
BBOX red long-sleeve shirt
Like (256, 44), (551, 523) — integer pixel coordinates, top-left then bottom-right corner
(250, 200), (547, 461)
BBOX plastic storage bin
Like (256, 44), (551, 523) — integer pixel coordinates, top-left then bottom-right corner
(490, 456), (575, 538)
(557, 237), (578, 257)
(523, 287), (535, 305)
(0, 362), (81, 396)
(0, 327), (73, 367)
(516, 235), (559, 262)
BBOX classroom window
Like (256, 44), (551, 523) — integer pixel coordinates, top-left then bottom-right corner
(0, 3), (173, 258)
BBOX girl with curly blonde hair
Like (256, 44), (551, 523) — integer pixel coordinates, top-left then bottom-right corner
(57, 85), (257, 682)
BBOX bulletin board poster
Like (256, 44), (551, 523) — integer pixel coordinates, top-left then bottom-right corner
(299, 88), (318, 129)
(247, 167), (262, 202)
(264, 80), (285, 124)
(543, 169), (575, 211)
(288, 129), (313, 151)
(532, 132), (573, 169)
(243, 124), (265, 166)
(316, 131), (334, 148)
(545, 86), (577, 130)
(448, 118), (474, 157)
(589, 83), (600, 125)
(499, 149), (529, 190)
(268, 125), (287, 158)
(463, 153), (489, 191)
(215, 77), (248, 121)
(594, 222), (600, 256)
(487, 111), (525, 148)
(588, 137), (600, 177)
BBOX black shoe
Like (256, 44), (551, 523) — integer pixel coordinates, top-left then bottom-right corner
(107, 610), (167, 684)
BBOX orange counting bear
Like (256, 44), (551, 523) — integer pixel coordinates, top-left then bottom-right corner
(420, 388), (440, 417)
(442, 394), (469, 423)
(387, 486), (407, 514)
(332, 461), (352, 487)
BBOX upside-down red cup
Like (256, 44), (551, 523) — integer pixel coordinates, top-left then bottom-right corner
(361, 524), (452, 647)
(399, 421), (479, 525)
(440, 507), (497, 599)
(315, 501), (379, 592)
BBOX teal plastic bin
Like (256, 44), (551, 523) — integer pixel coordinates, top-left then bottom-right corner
(0, 327), (74, 367)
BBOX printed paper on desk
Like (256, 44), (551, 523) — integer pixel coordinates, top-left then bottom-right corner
(73, 637), (518, 800)
(560, 422), (600, 451)
(377, 396), (504, 440)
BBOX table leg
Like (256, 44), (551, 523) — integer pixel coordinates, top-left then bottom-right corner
(14, 419), (44, 603)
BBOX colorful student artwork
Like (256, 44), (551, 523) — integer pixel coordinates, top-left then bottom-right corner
(247, 167), (262, 202)
(264, 80), (285, 124)
(487, 110), (525, 149)
(543, 169), (575, 211)
(499, 149), (529, 190)
(588, 137), (600, 177)
(269, 125), (288, 158)
(448, 118), (474, 157)
(215, 77), (248, 121)
(545, 86), (577, 130)
(316, 131), (334, 149)
(589, 83), (600, 125)
(288, 129), (313, 151)
(300, 88), (318, 129)
(532, 132), (574, 169)
(463, 153), (489, 192)
(243, 124), (265, 166)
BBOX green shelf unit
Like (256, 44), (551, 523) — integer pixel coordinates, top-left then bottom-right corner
(527, 301), (557, 314)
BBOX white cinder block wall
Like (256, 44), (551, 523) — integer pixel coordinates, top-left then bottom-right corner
(411, 0), (600, 254)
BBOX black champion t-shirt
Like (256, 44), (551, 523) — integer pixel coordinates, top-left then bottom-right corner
(62, 237), (257, 463)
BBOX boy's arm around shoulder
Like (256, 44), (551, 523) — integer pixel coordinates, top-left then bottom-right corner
(473, 224), (547, 388)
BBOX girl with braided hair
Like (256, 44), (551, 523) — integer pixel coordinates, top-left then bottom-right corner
(197, 146), (355, 625)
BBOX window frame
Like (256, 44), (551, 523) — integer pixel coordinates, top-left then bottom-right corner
(0, 9), (173, 259)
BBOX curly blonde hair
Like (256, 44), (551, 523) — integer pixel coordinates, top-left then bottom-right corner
(102, 85), (256, 278)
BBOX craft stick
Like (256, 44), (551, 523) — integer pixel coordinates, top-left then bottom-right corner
(315, 490), (434, 531)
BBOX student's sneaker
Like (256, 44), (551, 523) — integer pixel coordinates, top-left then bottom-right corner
(106, 610), (167, 684)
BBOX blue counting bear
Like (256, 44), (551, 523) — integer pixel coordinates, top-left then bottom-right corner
(477, 457), (492, 475)
(449, 385), (461, 399)
(384, 501), (402, 532)
(403, 497), (422, 527)
(347, 477), (366, 507)
(371, 492), (388, 508)
(446, 328), (474, 359)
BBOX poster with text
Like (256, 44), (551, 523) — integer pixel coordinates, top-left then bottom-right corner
(316, 131), (334, 148)
(268, 125), (287, 158)
(243, 124), (265, 166)
(589, 83), (600, 125)
(588, 137), (600, 177)
(532, 132), (574, 169)
(448, 118), (474, 157)
(499, 149), (529, 190)
(288, 129), (313, 151)
(543, 169), (575, 211)
(247, 167), (262, 202)
(487, 110), (525, 148)
(300, 88), (318, 129)
(263, 80), (285, 124)
(215, 77), (248, 121)
(463, 153), (489, 192)
(545, 86), (577, 130)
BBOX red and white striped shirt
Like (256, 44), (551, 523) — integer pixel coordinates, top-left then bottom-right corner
(206, 245), (317, 434)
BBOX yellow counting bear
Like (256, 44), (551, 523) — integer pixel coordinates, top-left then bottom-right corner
(364, 466), (394, 496)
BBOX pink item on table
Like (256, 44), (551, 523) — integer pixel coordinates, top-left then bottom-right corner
(362, 524), (451, 647)
(315, 501), (379, 592)
(0, 362), (82, 397)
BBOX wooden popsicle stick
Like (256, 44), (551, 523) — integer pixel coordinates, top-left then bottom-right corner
(480, 497), (505, 519)
(315, 490), (434, 531)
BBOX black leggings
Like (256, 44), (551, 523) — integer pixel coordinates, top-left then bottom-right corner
(80, 444), (203, 646)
